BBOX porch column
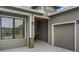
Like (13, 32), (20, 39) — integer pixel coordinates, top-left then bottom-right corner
(28, 14), (35, 48)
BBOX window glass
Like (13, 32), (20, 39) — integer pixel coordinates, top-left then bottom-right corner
(2, 17), (13, 39)
(0, 19), (1, 40)
(15, 19), (24, 38)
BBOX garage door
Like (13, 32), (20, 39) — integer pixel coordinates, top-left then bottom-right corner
(54, 23), (75, 50)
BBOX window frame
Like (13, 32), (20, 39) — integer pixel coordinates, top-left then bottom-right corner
(0, 16), (25, 40)
(1, 17), (13, 39)
(14, 18), (25, 39)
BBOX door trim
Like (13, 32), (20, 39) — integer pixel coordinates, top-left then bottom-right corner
(52, 21), (77, 51)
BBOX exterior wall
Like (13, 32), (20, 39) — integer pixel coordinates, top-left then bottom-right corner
(50, 8), (79, 23)
(50, 7), (79, 51)
(0, 11), (27, 50)
(0, 7), (49, 49)
(0, 7), (48, 49)
(0, 39), (26, 50)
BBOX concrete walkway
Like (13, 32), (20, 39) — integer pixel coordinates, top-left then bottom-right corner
(0, 40), (72, 52)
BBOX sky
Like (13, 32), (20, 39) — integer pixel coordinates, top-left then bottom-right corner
(57, 6), (69, 11)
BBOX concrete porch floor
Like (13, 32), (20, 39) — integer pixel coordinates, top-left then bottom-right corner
(0, 40), (72, 52)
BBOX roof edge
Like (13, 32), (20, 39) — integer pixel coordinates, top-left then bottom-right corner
(48, 6), (79, 16)
(11, 6), (45, 15)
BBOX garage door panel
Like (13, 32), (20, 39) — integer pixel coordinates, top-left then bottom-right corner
(54, 23), (74, 50)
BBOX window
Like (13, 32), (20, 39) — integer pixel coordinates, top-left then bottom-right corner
(0, 18), (1, 39)
(0, 17), (25, 40)
(2, 17), (13, 39)
(14, 19), (24, 38)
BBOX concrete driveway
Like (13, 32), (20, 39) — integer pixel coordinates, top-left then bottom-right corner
(0, 40), (72, 52)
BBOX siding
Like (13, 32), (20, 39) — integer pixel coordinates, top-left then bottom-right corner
(50, 7), (79, 51)
(51, 8), (79, 23)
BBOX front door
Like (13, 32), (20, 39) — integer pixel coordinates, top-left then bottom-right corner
(35, 17), (48, 42)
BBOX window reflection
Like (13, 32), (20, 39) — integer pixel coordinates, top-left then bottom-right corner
(15, 19), (24, 38)
(2, 18), (13, 39)
(0, 17), (25, 40)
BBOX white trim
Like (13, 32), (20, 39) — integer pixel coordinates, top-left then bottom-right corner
(24, 18), (27, 39)
(52, 21), (77, 51)
(75, 21), (77, 52)
(52, 21), (76, 25)
(52, 25), (54, 45)
(29, 14), (32, 37)
(32, 14), (35, 38)
(0, 15), (26, 19)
